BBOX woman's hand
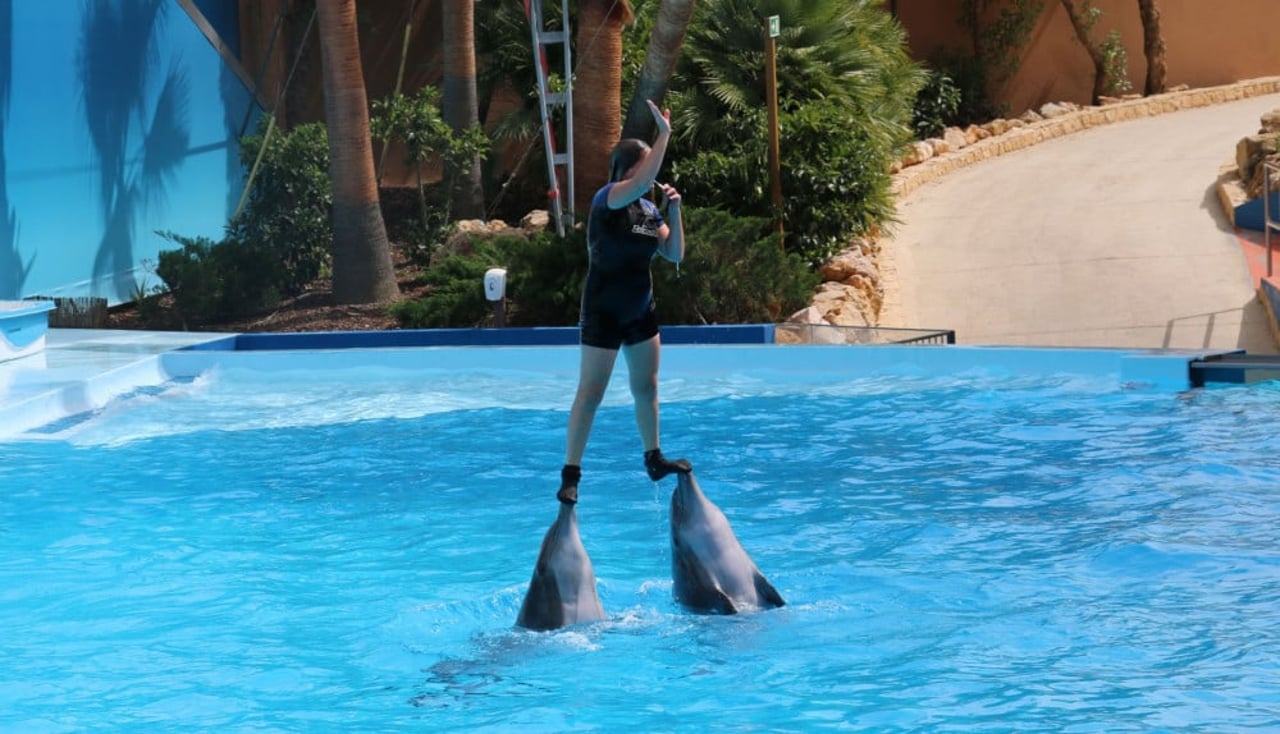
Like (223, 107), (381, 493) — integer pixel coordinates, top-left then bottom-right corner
(658, 182), (681, 210)
(647, 99), (671, 136)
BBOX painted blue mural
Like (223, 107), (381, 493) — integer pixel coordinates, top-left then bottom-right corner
(1, 0), (256, 305)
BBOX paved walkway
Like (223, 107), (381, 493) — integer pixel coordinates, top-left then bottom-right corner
(879, 92), (1280, 355)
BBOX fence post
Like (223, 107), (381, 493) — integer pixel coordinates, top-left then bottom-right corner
(1267, 161), (1279, 279)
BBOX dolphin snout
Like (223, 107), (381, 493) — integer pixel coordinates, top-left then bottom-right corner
(675, 471), (694, 492)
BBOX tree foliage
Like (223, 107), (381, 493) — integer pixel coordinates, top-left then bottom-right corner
(663, 0), (920, 264)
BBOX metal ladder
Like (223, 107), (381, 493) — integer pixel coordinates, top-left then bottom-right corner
(523, 0), (574, 235)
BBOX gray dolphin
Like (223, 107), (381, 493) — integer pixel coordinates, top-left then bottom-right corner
(515, 502), (606, 631)
(670, 471), (786, 614)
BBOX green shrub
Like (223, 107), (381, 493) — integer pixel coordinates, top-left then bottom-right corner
(389, 229), (586, 329)
(229, 118), (332, 297)
(912, 67), (963, 139)
(503, 229), (589, 326)
(1101, 29), (1132, 97)
(672, 100), (900, 266)
(391, 208), (817, 328)
(926, 52), (1001, 127)
(371, 86), (491, 257)
(390, 242), (497, 329)
(652, 208), (819, 324)
(153, 231), (281, 327)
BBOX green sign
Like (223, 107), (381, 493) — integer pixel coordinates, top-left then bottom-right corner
(768, 15), (780, 38)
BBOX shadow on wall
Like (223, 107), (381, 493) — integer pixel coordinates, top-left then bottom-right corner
(77, 0), (190, 302)
(221, 59), (252, 221)
(0, 0), (34, 300)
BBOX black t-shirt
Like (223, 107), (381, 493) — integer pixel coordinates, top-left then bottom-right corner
(581, 183), (667, 324)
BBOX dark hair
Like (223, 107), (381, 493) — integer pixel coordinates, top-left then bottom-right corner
(608, 139), (650, 182)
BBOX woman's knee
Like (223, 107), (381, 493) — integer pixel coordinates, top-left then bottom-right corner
(629, 374), (658, 402)
(575, 382), (609, 409)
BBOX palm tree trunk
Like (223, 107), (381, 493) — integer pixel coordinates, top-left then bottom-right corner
(1137, 0), (1167, 95)
(1060, 0), (1107, 105)
(573, 0), (633, 217)
(443, 0), (485, 219)
(622, 0), (696, 141)
(316, 0), (399, 305)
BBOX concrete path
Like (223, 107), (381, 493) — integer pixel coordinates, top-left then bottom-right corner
(879, 93), (1280, 355)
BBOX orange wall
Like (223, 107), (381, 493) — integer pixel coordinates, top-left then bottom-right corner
(895, 0), (1280, 114)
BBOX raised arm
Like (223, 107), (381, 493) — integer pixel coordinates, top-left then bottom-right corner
(607, 100), (671, 209)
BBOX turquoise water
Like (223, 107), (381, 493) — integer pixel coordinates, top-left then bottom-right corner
(2, 364), (1279, 732)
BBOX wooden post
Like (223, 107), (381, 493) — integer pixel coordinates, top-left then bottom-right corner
(764, 17), (784, 249)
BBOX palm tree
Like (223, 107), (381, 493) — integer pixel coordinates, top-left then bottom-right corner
(443, 0), (485, 219)
(573, 0), (634, 216)
(622, 0), (697, 141)
(1137, 0), (1167, 95)
(315, 0), (399, 304)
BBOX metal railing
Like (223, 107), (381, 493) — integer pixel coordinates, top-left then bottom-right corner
(775, 323), (955, 346)
(1265, 160), (1280, 278)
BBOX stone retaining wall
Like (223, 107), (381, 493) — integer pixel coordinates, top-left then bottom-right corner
(892, 77), (1280, 201)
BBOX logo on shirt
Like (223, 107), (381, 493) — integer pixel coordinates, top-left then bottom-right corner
(631, 222), (659, 237)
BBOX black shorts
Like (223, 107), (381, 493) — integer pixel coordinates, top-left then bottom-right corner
(579, 305), (660, 350)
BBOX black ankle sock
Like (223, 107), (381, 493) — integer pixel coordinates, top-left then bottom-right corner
(557, 464), (581, 505)
(644, 449), (692, 481)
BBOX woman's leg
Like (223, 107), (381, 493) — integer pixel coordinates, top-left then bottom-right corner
(621, 334), (661, 451)
(566, 344), (620, 466)
(624, 335), (692, 479)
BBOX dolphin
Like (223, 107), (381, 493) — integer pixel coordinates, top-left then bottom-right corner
(670, 471), (785, 615)
(515, 501), (606, 631)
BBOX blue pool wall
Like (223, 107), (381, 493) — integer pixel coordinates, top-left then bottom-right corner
(2, 1), (255, 305)
(157, 342), (1197, 390)
(172, 325), (1197, 390)
(181, 325), (778, 351)
(0, 322), (1237, 440)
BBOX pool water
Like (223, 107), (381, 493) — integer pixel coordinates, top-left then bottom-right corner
(2, 363), (1279, 731)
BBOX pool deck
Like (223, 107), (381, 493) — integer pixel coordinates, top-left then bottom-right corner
(0, 329), (227, 438)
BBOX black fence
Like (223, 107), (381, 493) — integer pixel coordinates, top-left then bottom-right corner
(774, 323), (955, 346)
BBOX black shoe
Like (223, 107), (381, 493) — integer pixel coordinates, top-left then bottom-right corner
(557, 464), (581, 505)
(644, 449), (692, 481)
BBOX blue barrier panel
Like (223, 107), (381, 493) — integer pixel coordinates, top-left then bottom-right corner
(5, 1), (254, 305)
(183, 324), (777, 351)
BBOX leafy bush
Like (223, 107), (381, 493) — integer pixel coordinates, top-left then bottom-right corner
(389, 230), (586, 329)
(391, 208), (817, 328)
(652, 208), (819, 324)
(503, 229), (589, 326)
(912, 67), (963, 139)
(147, 119), (331, 327)
(228, 118), (332, 297)
(389, 238), (506, 328)
(671, 99), (900, 266)
(927, 52), (1002, 126)
(371, 86), (491, 257)
(1100, 29), (1132, 97)
(153, 231), (281, 327)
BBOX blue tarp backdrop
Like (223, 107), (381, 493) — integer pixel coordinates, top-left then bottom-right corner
(0, 0), (256, 305)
